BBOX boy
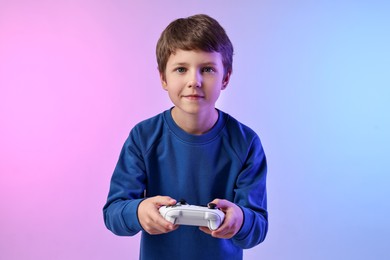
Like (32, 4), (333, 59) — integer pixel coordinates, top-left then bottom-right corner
(103, 14), (268, 260)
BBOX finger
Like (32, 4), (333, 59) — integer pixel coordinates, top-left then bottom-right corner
(208, 198), (220, 208)
(153, 221), (177, 234)
(207, 199), (241, 239)
(199, 226), (212, 235)
(153, 196), (177, 207)
(209, 198), (232, 210)
(139, 197), (177, 234)
(211, 216), (239, 238)
(145, 214), (177, 234)
(211, 229), (234, 239)
(209, 221), (230, 237)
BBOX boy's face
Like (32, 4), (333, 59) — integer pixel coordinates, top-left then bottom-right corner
(161, 49), (230, 116)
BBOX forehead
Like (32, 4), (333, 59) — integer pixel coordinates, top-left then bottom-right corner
(166, 49), (223, 66)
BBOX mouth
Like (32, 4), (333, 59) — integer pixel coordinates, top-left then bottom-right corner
(183, 94), (204, 100)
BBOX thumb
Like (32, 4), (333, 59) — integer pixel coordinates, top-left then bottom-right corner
(209, 198), (232, 210)
(154, 196), (176, 207)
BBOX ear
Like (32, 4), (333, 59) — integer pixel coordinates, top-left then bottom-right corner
(160, 72), (168, 90)
(221, 71), (231, 90)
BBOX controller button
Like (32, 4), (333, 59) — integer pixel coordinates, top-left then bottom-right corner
(208, 203), (217, 209)
(179, 199), (187, 205)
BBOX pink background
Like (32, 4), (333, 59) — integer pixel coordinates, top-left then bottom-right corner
(1, 1), (389, 259)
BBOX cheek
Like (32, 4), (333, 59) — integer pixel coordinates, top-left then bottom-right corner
(165, 74), (179, 86)
(208, 86), (223, 99)
(165, 82), (182, 97)
(166, 76), (185, 90)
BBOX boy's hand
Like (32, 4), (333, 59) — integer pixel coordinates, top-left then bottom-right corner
(199, 199), (243, 239)
(137, 196), (178, 235)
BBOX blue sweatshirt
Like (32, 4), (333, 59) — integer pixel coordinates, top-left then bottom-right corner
(103, 108), (268, 260)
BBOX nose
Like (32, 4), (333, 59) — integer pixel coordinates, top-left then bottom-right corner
(187, 71), (202, 88)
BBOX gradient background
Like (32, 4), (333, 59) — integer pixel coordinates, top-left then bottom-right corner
(1, 0), (389, 259)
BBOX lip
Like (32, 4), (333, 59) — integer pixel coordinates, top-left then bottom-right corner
(183, 94), (204, 100)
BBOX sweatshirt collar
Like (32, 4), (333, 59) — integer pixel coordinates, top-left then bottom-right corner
(163, 107), (227, 144)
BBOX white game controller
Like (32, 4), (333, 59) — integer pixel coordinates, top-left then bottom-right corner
(159, 200), (225, 231)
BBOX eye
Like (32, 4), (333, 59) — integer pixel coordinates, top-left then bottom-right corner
(202, 67), (215, 73)
(175, 67), (187, 73)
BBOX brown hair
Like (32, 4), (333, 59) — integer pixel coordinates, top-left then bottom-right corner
(156, 14), (233, 79)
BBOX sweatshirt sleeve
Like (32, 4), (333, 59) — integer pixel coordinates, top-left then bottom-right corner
(103, 130), (146, 236)
(232, 135), (268, 249)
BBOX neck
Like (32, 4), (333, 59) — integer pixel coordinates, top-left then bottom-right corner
(171, 107), (218, 135)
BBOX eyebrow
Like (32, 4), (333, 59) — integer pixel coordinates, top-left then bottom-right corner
(170, 62), (218, 67)
(171, 62), (189, 67)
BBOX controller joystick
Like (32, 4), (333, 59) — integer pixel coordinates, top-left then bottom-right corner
(178, 199), (187, 205)
(208, 203), (217, 209)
